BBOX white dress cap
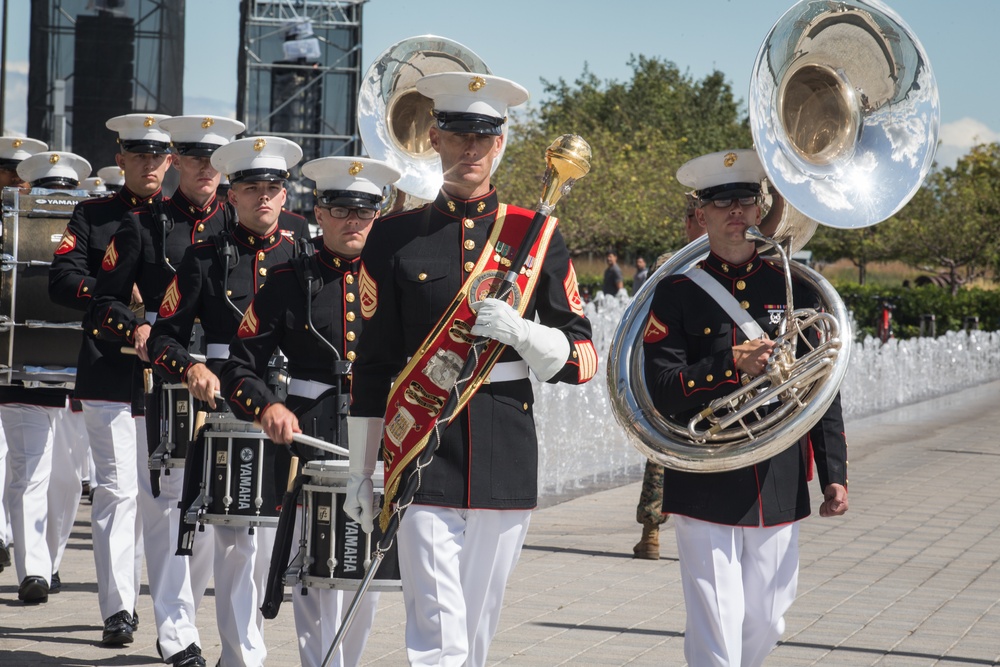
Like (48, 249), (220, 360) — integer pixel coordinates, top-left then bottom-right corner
(0, 136), (48, 168)
(159, 115), (247, 156)
(81, 176), (107, 191)
(17, 152), (92, 188)
(302, 156), (401, 209)
(105, 113), (172, 153)
(676, 149), (766, 201)
(416, 72), (529, 135)
(210, 136), (303, 183)
(97, 165), (126, 187)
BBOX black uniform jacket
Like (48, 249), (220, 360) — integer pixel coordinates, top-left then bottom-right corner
(350, 188), (596, 510)
(220, 244), (359, 422)
(48, 186), (163, 402)
(85, 191), (230, 344)
(643, 250), (848, 526)
(148, 221), (304, 383)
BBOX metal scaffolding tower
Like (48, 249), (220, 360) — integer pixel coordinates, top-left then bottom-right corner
(237, 0), (365, 213)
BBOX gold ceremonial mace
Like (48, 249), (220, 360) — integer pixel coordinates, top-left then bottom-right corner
(321, 135), (591, 667)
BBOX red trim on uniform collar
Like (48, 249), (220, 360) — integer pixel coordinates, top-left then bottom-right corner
(118, 185), (162, 208)
(318, 245), (359, 272)
(704, 250), (761, 278)
(170, 189), (217, 220)
(231, 222), (282, 250)
(432, 186), (499, 221)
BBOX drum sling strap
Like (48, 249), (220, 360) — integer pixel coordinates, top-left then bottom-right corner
(262, 252), (345, 619)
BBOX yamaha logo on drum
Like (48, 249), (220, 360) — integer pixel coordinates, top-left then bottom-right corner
(238, 447), (255, 510)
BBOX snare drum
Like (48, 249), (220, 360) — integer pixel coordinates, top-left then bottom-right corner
(293, 459), (401, 591)
(148, 383), (195, 470)
(197, 412), (279, 528)
(1, 189), (94, 384)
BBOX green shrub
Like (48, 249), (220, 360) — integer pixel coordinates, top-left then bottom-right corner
(835, 283), (1000, 339)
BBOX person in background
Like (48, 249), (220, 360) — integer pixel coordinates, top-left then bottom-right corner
(632, 256), (648, 293)
(602, 250), (624, 296)
(631, 193), (700, 559)
(1, 151), (90, 604)
(0, 136), (48, 571)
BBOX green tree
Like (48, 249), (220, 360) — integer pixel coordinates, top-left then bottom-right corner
(807, 224), (895, 285)
(494, 57), (752, 258)
(887, 143), (1000, 295)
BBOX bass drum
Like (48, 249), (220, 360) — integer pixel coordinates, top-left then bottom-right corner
(1, 188), (93, 384)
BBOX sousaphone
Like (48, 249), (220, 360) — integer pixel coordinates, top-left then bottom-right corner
(608, 0), (939, 472)
(358, 35), (502, 205)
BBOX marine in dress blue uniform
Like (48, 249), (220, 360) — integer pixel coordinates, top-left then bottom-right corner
(642, 149), (849, 667)
(0, 137), (49, 571)
(219, 155), (399, 667)
(86, 115), (249, 667)
(1, 152), (90, 604)
(148, 135), (308, 667)
(48, 113), (173, 645)
(346, 73), (597, 667)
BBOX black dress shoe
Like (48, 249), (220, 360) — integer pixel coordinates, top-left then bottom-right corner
(49, 571), (61, 593)
(166, 643), (206, 667)
(131, 609), (139, 631)
(101, 610), (135, 645)
(18, 576), (49, 603)
(0, 539), (10, 571)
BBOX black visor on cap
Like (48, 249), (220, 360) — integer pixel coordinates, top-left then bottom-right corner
(0, 158), (21, 169)
(32, 176), (80, 189)
(433, 111), (504, 136)
(228, 168), (289, 184)
(118, 139), (172, 155)
(173, 142), (222, 157)
(697, 182), (761, 201)
(318, 189), (382, 210)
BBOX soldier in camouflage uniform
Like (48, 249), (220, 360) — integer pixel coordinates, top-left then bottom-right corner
(632, 196), (699, 559)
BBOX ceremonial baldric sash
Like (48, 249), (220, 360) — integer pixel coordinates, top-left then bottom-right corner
(379, 203), (558, 528)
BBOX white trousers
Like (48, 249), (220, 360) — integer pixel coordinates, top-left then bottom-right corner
(0, 423), (10, 545)
(48, 404), (89, 574)
(673, 515), (800, 667)
(212, 524), (268, 667)
(288, 504), (379, 667)
(0, 403), (58, 582)
(82, 400), (144, 619)
(397, 504), (531, 667)
(139, 452), (213, 658)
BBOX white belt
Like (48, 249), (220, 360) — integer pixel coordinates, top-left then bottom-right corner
(206, 343), (230, 360)
(488, 360), (529, 383)
(144, 312), (157, 324)
(288, 378), (336, 400)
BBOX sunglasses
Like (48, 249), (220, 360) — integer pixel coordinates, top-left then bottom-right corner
(326, 206), (377, 220)
(703, 196), (760, 209)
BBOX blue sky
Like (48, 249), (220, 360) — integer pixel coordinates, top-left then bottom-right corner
(2, 0), (995, 168)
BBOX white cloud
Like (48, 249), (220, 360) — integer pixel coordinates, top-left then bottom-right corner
(935, 117), (1000, 168)
(5, 60), (29, 76)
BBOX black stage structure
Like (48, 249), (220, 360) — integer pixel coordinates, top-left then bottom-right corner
(26, 0), (184, 170)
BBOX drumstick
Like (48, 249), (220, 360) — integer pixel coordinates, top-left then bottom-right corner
(286, 456), (299, 492)
(209, 392), (350, 458)
(193, 410), (207, 435)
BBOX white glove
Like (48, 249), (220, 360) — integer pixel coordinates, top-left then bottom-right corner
(470, 298), (570, 382)
(344, 474), (374, 534)
(343, 416), (382, 533)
